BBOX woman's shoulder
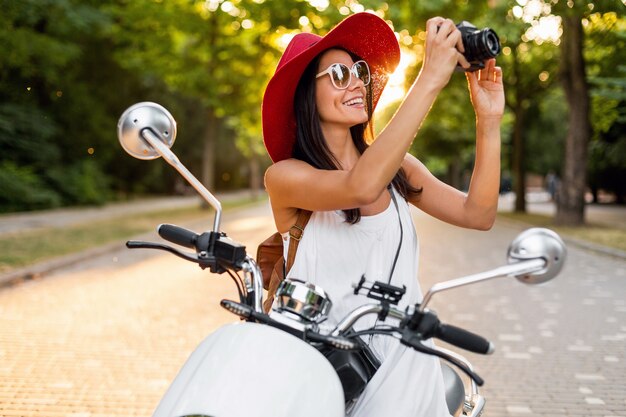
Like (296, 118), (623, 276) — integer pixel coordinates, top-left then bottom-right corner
(267, 158), (310, 172)
(265, 158), (313, 186)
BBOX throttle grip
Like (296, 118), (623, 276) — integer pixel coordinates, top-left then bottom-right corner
(158, 224), (199, 249)
(435, 324), (494, 355)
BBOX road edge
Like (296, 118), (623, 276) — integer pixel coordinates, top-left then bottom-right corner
(0, 196), (269, 288)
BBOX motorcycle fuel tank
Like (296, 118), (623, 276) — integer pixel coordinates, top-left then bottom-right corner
(152, 322), (345, 417)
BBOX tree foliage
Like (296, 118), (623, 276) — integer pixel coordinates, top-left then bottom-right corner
(0, 0), (114, 210)
(585, 11), (626, 203)
(1, 0), (624, 213)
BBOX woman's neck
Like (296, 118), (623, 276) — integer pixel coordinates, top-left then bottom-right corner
(320, 124), (359, 170)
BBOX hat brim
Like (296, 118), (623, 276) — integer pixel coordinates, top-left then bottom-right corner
(262, 13), (400, 163)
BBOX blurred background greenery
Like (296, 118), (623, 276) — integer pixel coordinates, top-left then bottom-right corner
(1, 0), (624, 226)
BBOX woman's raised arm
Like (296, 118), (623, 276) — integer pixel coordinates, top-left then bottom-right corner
(405, 58), (504, 230)
(267, 18), (470, 217)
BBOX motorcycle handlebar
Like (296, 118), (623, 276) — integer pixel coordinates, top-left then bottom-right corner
(331, 304), (406, 336)
(435, 324), (494, 355)
(332, 303), (494, 355)
(158, 224), (199, 249)
(153, 225), (495, 356)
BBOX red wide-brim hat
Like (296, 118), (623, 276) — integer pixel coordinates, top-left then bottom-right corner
(262, 12), (401, 163)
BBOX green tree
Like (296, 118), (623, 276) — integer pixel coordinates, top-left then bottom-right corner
(585, 12), (626, 203)
(387, 0), (500, 188)
(0, 0), (115, 211)
(105, 0), (346, 192)
(495, 1), (560, 212)
(502, 0), (624, 224)
(555, 1), (593, 224)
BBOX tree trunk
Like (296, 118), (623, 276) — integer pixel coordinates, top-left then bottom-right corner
(556, 14), (591, 226)
(508, 42), (529, 213)
(512, 103), (527, 213)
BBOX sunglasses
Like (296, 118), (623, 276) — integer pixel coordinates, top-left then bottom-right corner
(316, 60), (371, 90)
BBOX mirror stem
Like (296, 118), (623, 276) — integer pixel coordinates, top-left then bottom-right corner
(141, 128), (222, 232)
(419, 258), (546, 311)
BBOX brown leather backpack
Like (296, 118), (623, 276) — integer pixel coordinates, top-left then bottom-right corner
(256, 210), (312, 312)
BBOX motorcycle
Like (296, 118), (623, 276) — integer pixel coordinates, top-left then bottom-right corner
(117, 102), (567, 417)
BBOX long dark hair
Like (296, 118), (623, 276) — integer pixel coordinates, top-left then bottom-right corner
(292, 49), (422, 224)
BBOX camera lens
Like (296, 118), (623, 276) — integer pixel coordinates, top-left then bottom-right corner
(484, 31), (500, 56)
(465, 28), (501, 62)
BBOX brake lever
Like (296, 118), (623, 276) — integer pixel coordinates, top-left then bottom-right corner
(400, 330), (484, 386)
(127, 240), (235, 273)
(126, 240), (201, 264)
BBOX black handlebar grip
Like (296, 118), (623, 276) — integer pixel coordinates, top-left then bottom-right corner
(158, 224), (199, 249)
(435, 324), (494, 355)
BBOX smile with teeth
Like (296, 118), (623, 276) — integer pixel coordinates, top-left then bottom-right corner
(343, 97), (364, 107)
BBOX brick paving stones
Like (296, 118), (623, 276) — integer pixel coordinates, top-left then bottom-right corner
(1, 202), (624, 417)
(415, 209), (626, 417)
(0, 204), (269, 417)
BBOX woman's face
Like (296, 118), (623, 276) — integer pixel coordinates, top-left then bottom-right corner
(315, 49), (369, 130)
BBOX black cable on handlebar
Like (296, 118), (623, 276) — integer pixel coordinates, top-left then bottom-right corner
(401, 332), (484, 386)
(346, 328), (397, 338)
(225, 269), (246, 303)
(304, 329), (360, 351)
(343, 326), (485, 385)
(127, 241), (246, 301)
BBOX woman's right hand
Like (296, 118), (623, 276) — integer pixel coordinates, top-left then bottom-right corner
(419, 17), (470, 91)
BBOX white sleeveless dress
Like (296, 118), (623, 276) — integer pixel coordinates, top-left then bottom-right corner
(281, 187), (452, 417)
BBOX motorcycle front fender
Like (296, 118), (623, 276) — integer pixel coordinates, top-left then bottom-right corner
(153, 322), (345, 417)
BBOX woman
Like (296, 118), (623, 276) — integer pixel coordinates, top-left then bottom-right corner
(262, 12), (504, 417)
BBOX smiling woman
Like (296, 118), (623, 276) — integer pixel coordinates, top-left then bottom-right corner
(261, 11), (504, 416)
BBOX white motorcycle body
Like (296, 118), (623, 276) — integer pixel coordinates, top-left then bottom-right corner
(152, 322), (345, 417)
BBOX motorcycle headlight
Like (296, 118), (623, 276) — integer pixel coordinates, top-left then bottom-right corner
(274, 279), (332, 323)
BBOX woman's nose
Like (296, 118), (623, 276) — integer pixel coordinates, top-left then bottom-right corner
(349, 73), (365, 90)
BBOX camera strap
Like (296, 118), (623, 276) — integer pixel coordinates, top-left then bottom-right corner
(387, 183), (403, 284)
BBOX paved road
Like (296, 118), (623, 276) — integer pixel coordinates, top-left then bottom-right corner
(416, 213), (626, 417)
(0, 203), (273, 417)
(1, 201), (625, 416)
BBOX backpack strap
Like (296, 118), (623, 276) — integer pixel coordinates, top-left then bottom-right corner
(285, 209), (312, 274)
(263, 209), (312, 313)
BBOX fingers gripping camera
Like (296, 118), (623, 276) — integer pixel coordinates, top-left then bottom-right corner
(456, 21), (501, 72)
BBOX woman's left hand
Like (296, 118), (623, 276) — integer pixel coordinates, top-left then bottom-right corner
(466, 58), (504, 120)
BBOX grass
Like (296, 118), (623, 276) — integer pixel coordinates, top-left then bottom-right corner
(0, 196), (266, 273)
(497, 212), (626, 252)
